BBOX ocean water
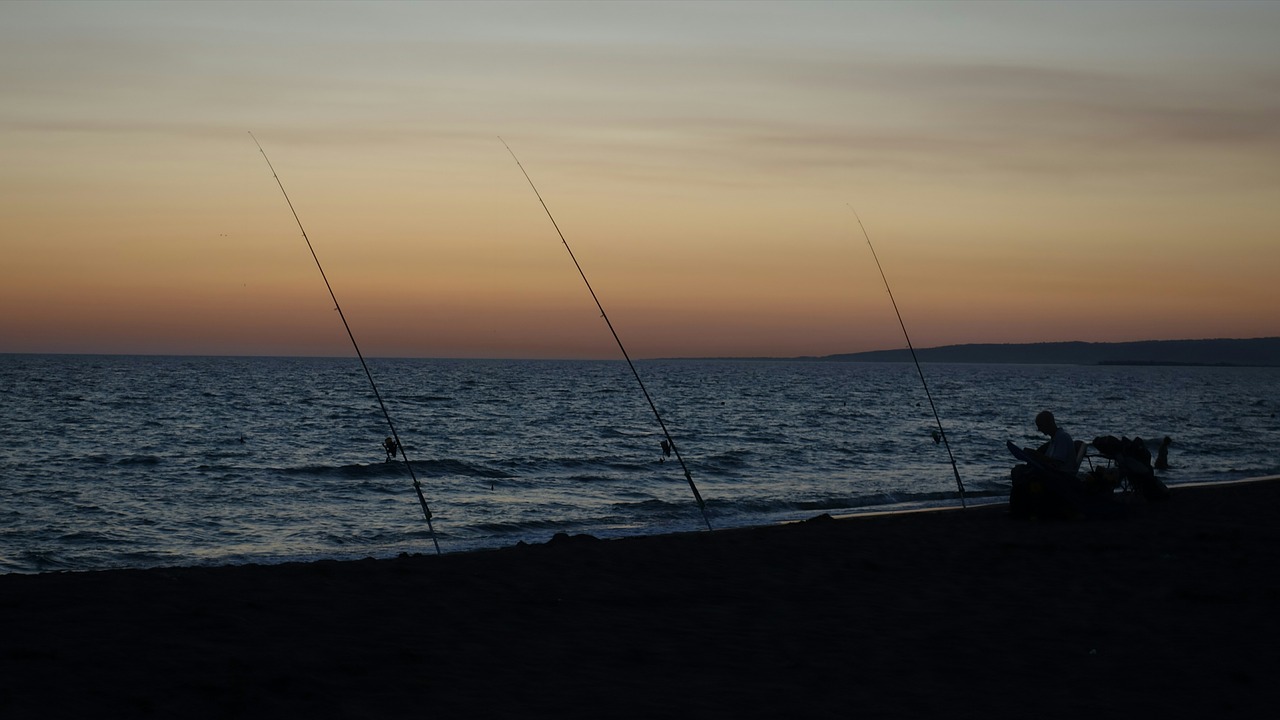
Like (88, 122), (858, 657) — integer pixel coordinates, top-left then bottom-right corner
(2, 354), (1277, 574)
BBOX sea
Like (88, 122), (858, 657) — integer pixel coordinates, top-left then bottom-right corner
(2, 354), (1277, 574)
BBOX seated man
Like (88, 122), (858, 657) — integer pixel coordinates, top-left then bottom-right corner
(1008, 410), (1080, 518)
(1026, 410), (1075, 473)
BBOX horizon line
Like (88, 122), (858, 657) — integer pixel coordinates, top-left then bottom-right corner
(2, 335), (1276, 363)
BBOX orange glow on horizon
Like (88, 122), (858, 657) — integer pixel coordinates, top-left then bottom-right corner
(2, 2), (1277, 358)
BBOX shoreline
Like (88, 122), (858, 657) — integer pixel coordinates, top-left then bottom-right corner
(3, 478), (1280, 718)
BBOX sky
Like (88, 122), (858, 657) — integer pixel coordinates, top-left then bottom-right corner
(2, 0), (1277, 359)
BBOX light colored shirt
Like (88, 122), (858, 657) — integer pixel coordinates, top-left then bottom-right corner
(1045, 428), (1075, 469)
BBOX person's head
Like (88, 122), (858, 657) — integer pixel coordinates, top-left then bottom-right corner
(1035, 410), (1057, 436)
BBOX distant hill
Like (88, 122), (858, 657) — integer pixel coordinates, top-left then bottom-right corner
(822, 337), (1280, 367)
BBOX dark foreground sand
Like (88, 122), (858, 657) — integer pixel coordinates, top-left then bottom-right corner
(3, 479), (1280, 719)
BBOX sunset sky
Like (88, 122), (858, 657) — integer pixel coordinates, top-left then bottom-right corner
(3, 0), (1277, 359)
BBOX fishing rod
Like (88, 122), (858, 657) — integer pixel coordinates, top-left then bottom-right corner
(848, 204), (967, 508)
(250, 132), (442, 554)
(500, 137), (713, 531)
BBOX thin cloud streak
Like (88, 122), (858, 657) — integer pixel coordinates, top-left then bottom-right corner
(1, 1), (1277, 357)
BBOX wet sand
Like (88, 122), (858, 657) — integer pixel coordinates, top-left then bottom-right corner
(3, 478), (1279, 719)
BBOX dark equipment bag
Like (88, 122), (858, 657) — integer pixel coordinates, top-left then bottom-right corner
(1091, 435), (1170, 501)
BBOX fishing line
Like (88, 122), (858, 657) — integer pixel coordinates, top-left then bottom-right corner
(500, 137), (713, 531)
(848, 203), (967, 508)
(250, 132), (442, 553)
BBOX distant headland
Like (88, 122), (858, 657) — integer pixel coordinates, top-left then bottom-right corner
(812, 337), (1280, 367)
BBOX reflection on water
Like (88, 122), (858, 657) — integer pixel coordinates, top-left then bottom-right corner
(2, 354), (1277, 572)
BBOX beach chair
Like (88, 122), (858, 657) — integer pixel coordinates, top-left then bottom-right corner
(1067, 440), (1087, 476)
(1080, 441), (1125, 495)
(1008, 440), (1090, 518)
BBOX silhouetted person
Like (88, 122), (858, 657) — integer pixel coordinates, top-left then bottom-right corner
(1008, 410), (1080, 519)
(1025, 410), (1075, 472)
(1155, 436), (1172, 470)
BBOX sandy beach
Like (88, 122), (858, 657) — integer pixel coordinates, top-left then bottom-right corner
(3, 478), (1279, 719)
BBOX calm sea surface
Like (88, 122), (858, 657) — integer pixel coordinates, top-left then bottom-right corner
(2, 354), (1277, 574)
